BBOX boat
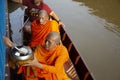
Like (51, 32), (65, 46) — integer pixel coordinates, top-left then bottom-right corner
(5, 3), (94, 80)
(59, 27), (94, 80)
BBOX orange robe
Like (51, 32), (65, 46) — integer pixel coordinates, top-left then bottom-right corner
(17, 45), (70, 80)
(29, 20), (59, 47)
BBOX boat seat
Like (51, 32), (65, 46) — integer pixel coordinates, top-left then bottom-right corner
(64, 59), (80, 80)
(60, 28), (80, 80)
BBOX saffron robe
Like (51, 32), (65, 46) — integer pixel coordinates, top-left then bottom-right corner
(29, 20), (59, 47)
(17, 45), (70, 80)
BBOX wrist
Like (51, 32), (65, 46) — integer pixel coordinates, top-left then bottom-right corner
(58, 19), (61, 22)
(57, 19), (61, 23)
(38, 63), (43, 69)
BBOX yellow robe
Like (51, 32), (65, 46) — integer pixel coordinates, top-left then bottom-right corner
(18, 45), (70, 80)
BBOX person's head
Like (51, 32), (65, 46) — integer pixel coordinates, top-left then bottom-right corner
(38, 10), (49, 25)
(43, 32), (61, 50)
(33, 0), (42, 5)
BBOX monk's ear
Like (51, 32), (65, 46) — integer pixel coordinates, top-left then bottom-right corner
(56, 41), (61, 46)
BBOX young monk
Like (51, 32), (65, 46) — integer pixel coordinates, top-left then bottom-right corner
(29, 10), (59, 48)
(18, 32), (70, 80)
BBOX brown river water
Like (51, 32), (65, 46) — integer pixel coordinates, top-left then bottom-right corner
(8, 0), (120, 80)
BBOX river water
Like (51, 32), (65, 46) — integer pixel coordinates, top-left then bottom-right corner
(8, 0), (120, 80)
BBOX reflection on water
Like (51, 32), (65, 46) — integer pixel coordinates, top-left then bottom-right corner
(73, 0), (120, 36)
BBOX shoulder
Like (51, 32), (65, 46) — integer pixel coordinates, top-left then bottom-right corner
(51, 20), (57, 23)
(35, 45), (44, 52)
(32, 19), (38, 24)
(58, 45), (68, 54)
(61, 45), (68, 51)
(50, 20), (59, 32)
(50, 20), (58, 25)
(31, 19), (39, 27)
(41, 2), (49, 7)
(56, 45), (69, 60)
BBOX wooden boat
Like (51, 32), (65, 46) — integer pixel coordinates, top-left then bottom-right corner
(5, 4), (94, 80)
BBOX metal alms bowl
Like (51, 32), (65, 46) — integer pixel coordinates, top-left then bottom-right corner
(11, 46), (33, 61)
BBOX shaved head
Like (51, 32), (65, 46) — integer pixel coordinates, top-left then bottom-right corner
(38, 10), (49, 24)
(43, 32), (61, 50)
(38, 10), (49, 18)
(47, 32), (61, 45)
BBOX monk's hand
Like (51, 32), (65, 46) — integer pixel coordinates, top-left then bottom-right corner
(23, 56), (38, 66)
(59, 21), (65, 27)
(23, 56), (43, 68)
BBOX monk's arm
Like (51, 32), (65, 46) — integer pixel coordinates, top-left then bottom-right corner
(50, 11), (60, 22)
(50, 11), (65, 27)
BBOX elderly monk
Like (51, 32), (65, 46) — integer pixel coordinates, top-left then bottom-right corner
(29, 10), (59, 48)
(18, 32), (70, 80)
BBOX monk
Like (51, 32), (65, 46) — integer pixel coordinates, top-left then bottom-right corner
(11, 0), (65, 33)
(29, 10), (59, 48)
(18, 32), (70, 80)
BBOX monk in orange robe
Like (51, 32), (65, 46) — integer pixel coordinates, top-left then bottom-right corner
(29, 10), (59, 48)
(18, 32), (70, 80)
